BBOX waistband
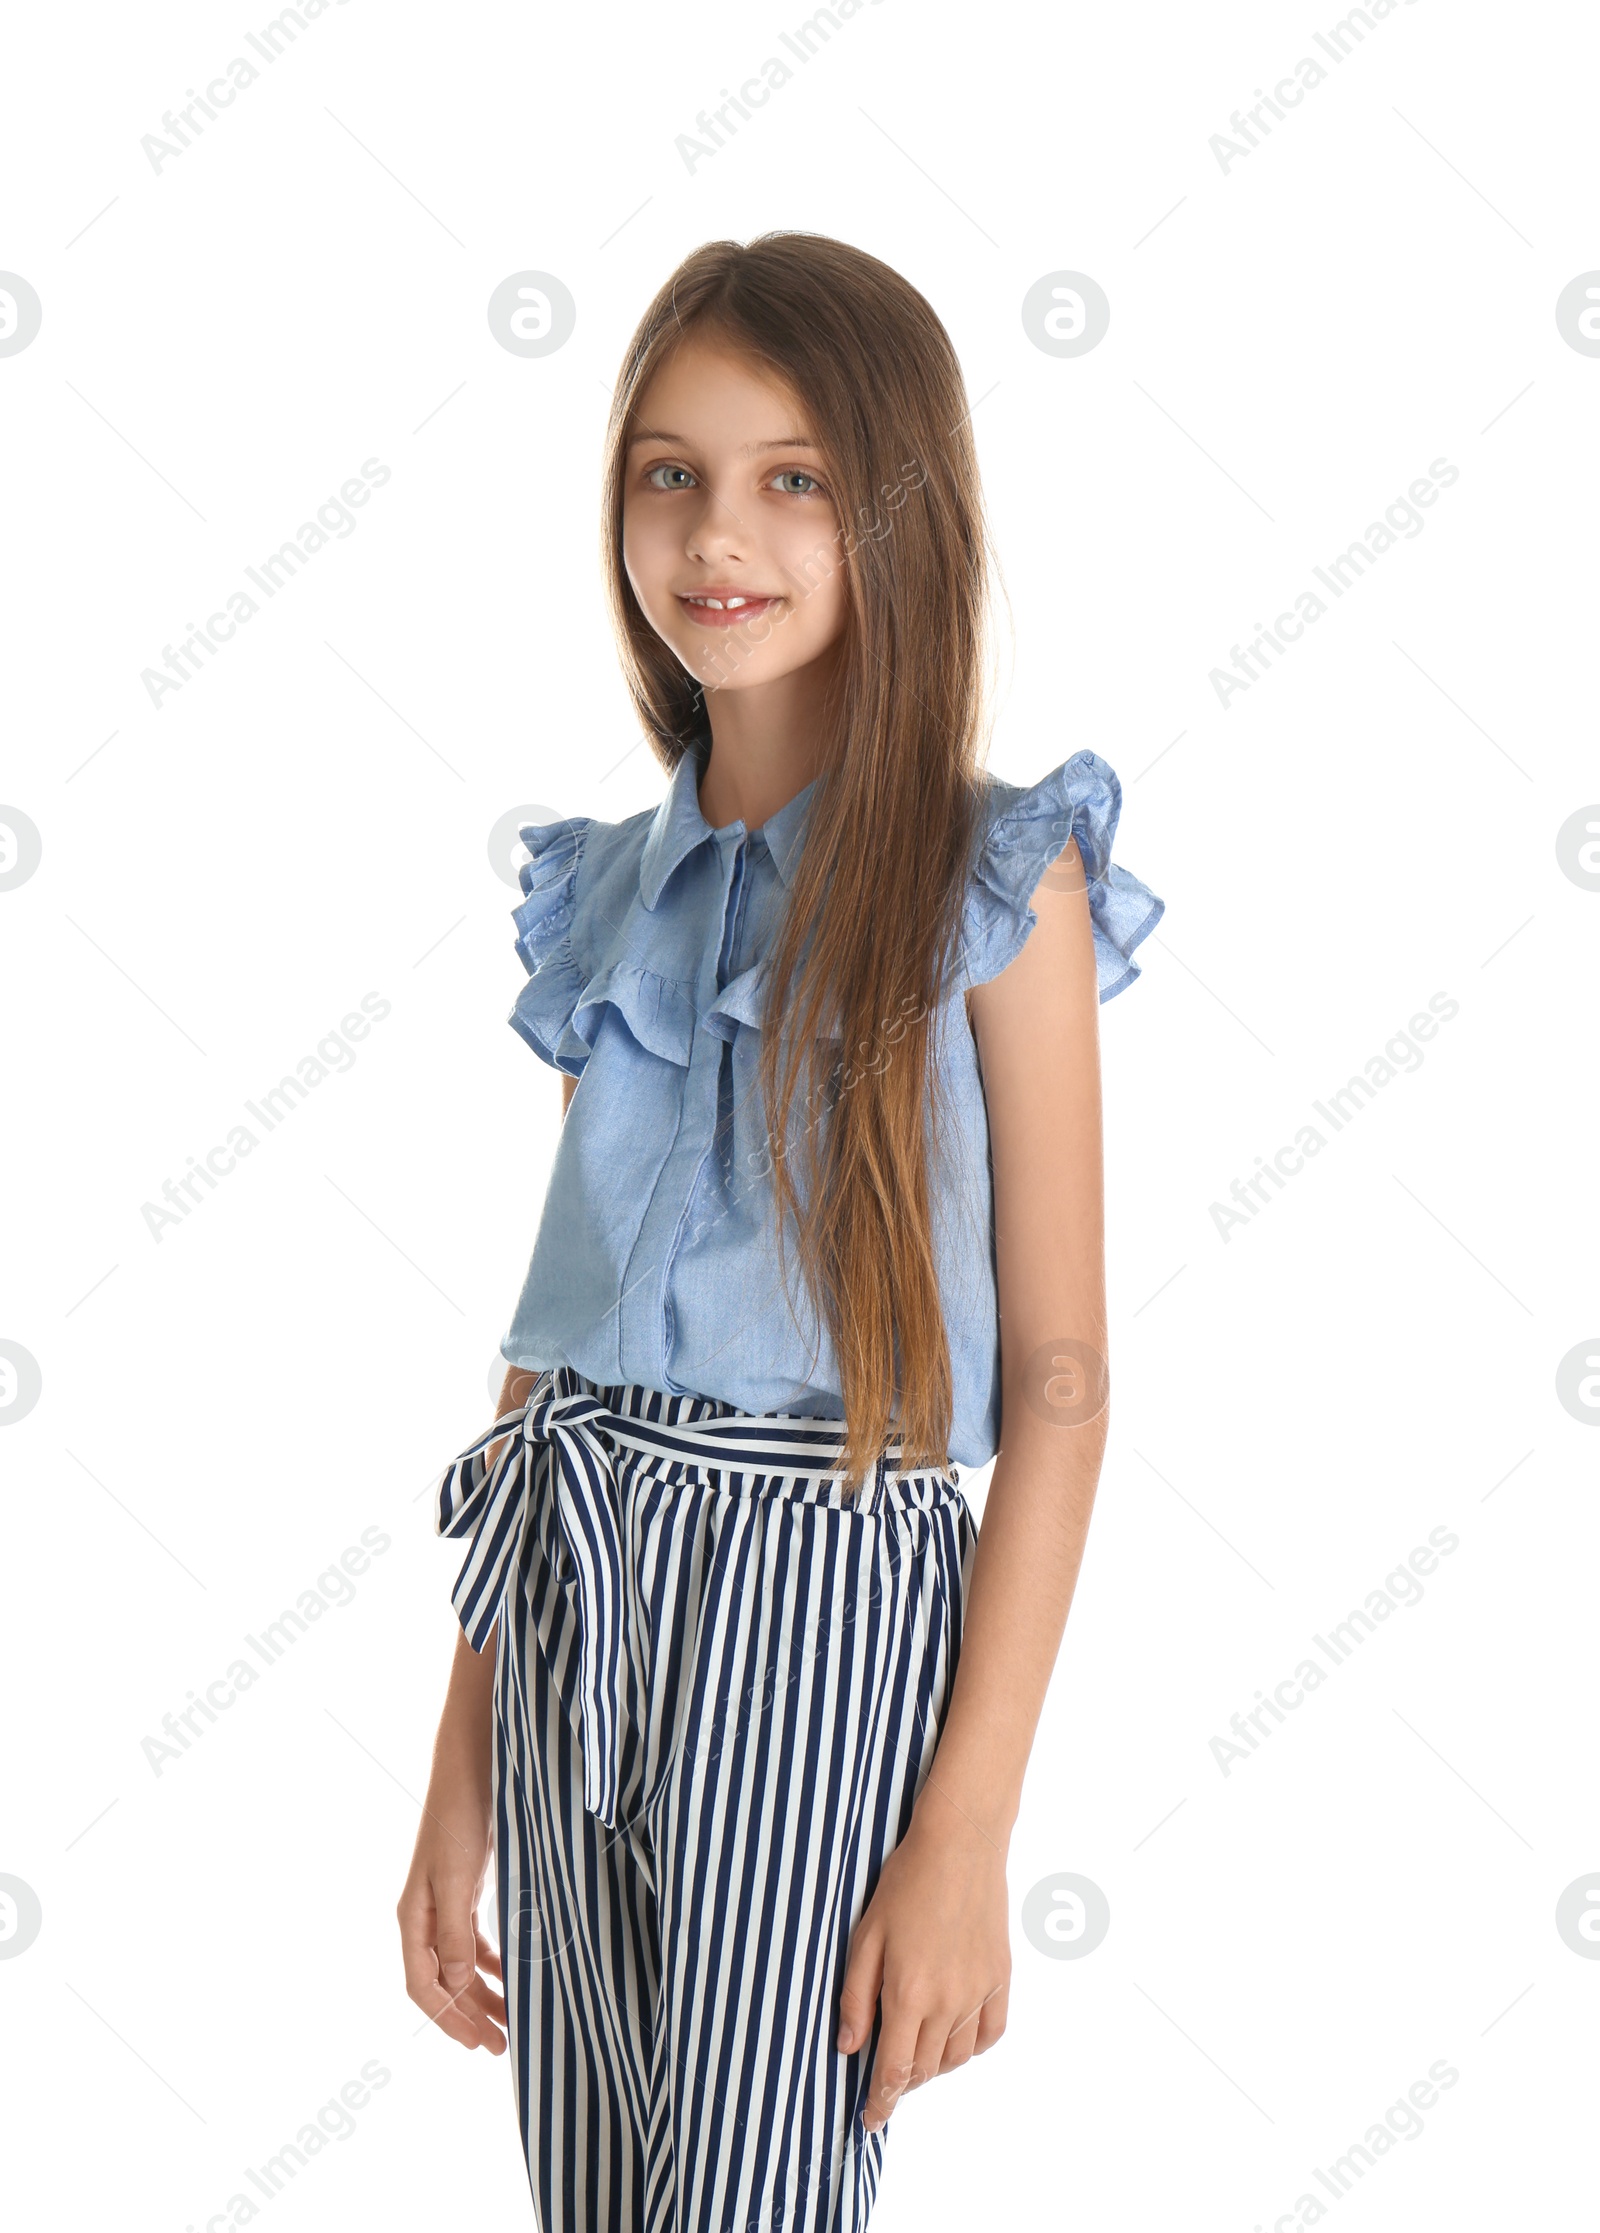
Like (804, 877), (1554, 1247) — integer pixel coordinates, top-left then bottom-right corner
(432, 1365), (961, 1828)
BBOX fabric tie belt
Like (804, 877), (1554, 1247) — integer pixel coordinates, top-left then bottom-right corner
(433, 1365), (955, 1829)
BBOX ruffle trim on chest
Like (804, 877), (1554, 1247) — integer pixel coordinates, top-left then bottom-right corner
(505, 751), (1164, 1077)
(699, 958), (844, 1044)
(961, 749), (1165, 1002)
(509, 817), (696, 1074)
(508, 812), (847, 1073)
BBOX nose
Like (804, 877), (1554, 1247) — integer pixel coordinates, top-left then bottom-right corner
(685, 482), (750, 568)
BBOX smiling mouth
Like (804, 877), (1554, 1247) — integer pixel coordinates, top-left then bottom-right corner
(677, 592), (781, 628)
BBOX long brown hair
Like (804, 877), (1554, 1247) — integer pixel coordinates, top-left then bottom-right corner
(601, 232), (998, 1492)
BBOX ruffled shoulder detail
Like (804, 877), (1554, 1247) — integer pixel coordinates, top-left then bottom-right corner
(508, 817), (593, 1073)
(961, 749), (1164, 1002)
(508, 814), (700, 1075)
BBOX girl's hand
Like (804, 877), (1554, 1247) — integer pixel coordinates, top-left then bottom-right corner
(398, 1623), (509, 2056)
(397, 1782), (508, 2053)
(836, 1776), (1011, 2131)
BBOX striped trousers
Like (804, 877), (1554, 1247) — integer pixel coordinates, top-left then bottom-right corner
(433, 1364), (976, 2233)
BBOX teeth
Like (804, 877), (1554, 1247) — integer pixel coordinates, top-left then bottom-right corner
(686, 595), (758, 609)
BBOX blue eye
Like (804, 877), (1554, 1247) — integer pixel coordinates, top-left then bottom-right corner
(772, 470), (822, 497)
(646, 464), (696, 490)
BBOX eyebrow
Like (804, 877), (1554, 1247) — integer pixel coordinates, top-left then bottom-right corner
(627, 432), (818, 453)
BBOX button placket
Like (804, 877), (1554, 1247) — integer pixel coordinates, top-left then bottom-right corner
(659, 830), (747, 1386)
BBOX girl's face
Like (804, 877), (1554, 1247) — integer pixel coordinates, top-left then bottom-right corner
(621, 336), (848, 697)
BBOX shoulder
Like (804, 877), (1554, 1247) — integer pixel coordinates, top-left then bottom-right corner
(961, 749), (1165, 1004)
(971, 748), (1122, 872)
(516, 793), (709, 982)
(514, 806), (654, 946)
(506, 804), (657, 1073)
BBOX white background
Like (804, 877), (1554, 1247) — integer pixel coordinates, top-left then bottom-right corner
(3, 1), (1596, 2226)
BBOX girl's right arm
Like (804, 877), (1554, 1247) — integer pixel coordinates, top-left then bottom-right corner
(396, 1617), (507, 2052)
(395, 1068), (578, 2052)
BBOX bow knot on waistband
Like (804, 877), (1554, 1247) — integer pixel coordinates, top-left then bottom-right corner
(433, 1366), (952, 1829)
(433, 1366), (632, 1825)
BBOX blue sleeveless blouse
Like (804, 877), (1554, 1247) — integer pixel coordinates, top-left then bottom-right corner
(497, 746), (1163, 1468)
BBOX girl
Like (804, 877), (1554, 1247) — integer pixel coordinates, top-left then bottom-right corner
(397, 232), (1163, 2232)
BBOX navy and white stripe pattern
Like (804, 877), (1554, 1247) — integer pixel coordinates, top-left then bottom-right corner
(432, 1364), (976, 2232)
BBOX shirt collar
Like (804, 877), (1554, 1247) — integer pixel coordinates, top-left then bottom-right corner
(639, 747), (821, 911)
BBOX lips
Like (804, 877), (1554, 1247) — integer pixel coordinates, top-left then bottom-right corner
(677, 592), (780, 629)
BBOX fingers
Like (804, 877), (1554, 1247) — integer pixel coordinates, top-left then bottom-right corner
(861, 1980), (1010, 2130)
(840, 1917), (917, 2136)
(861, 2033), (917, 2133)
(860, 1990), (922, 2133)
(397, 1878), (508, 2055)
(432, 1949), (509, 2054)
(835, 1919), (884, 2057)
(459, 1958), (508, 2028)
(398, 1891), (477, 2049)
(459, 1970), (509, 2033)
(973, 1979), (1009, 2056)
(463, 1921), (508, 2027)
(436, 1904), (481, 2002)
(936, 2005), (980, 2076)
(938, 1979), (1008, 2074)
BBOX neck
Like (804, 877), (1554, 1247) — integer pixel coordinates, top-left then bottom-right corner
(694, 647), (835, 832)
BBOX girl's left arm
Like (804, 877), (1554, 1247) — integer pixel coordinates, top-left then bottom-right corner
(928, 825), (1109, 1845)
(840, 832), (1109, 2128)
